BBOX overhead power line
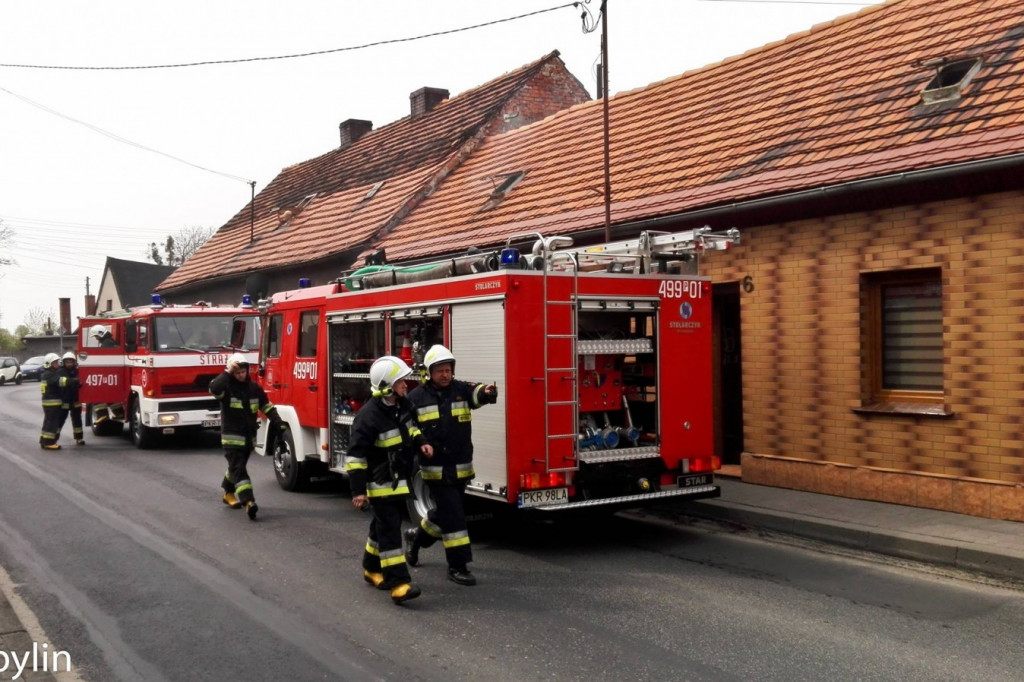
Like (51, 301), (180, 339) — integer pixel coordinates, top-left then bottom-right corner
(0, 3), (580, 71)
(0, 85), (254, 185)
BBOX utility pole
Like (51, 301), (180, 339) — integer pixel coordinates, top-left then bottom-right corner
(600, 0), (612, 243)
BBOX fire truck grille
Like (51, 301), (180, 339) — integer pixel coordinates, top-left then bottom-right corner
(162, 374), (221, 395)
(156, 398), (220, 413)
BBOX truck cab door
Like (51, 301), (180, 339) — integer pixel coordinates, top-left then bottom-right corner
(260, 313), (285, 408)
(77, 321), (129, 407)
(291, 310), (324, 427)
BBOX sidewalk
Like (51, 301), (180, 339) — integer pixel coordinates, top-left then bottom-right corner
(0, 598), (60, 682)
(671, 476), (1024, 584)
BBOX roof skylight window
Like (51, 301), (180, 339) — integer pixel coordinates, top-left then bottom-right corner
(491, 171), (526, 197)
(920, 57), (982, 105)
(480, 171), (527, 211)
(364, 181), (384, 201)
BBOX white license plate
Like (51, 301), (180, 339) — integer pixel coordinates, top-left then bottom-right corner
(518, 487), (568, 508)
(201, 419), (220, 428)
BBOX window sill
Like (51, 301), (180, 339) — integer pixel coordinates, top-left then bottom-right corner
(853, 402), (955, 418)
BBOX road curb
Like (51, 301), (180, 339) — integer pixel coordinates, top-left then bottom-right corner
(0, 563), (69, 682)
(682, 498), (1024, 584)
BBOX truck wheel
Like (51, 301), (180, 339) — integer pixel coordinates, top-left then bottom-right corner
(405, 463), (436, 528)
(130, 398), (158, 449)
(273, 428), (307, 492)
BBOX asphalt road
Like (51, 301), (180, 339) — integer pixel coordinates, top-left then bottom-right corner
(1, 383), (1023, 681)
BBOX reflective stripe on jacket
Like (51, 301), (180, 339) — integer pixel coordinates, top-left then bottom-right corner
(407, 378), (496, 480)
(209, 370), (279, 450)
(346, 396), (424, 499)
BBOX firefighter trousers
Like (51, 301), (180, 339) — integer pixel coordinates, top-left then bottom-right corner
(40, 405), (64, 446)
(412, 482), (472, 570)
(363, 496), (412, 589)
(58, 403), (84, 441)
(222, 447), (255, 504)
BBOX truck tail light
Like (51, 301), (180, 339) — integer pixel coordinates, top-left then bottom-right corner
(685, 455), (721, 473)
(519, 472), (567, 490)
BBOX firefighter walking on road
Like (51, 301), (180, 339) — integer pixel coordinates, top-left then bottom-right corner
(405, 344), (498, 587)
(347, 356), (433, 605)
(57, 352), (85, 446)
(209, 353), (283, 520)
(39, 353), (64, 450)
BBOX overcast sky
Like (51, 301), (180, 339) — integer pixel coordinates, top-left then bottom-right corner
(0, 0), (879, 333)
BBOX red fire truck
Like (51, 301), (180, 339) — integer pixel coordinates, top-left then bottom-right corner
(76, 295), (261, 448)
(255, 227), (738, 520)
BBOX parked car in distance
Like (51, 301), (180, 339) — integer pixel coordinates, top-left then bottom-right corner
(20, 355), (46, 381)
(0, 356), (23, 385)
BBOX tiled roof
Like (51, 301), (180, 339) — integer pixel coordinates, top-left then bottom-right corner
(377, 0), (1024, 261)
(159, 51), (583, 290)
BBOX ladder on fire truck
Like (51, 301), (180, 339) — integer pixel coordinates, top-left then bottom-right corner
(506, 225), (741, 476)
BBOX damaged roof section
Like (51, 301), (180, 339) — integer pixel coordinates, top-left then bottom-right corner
(158, 51), (590, 292)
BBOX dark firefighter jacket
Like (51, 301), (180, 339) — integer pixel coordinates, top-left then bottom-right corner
(209, 370), (281, 451)
(40, 367), (65, 408)
(346, 395), (426, 499)
(59, 366), (82, 408)
(407, 379), (497, 484)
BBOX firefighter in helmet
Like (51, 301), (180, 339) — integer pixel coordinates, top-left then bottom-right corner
(209, 352), (283, 520)
(58, 351), (85, 446)
(347, 355), (433, 605)
(404, 344), (498, 586)
(39, 353), (64, 449)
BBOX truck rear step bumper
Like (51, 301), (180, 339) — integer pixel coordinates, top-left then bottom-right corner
(524, 484), (720, 512)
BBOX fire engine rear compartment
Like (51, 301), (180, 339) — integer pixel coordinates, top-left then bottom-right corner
(322, 268), (720, 512)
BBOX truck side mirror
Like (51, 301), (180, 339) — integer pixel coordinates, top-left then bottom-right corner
(231, 319), (246, 348)
(124, 320), (138, 353)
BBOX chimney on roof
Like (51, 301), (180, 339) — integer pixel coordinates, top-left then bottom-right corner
(410, 87), (449, 118)
(59, 298), (71, 336)
(339, 119), (373, 149)
(84, 294), (96, 316)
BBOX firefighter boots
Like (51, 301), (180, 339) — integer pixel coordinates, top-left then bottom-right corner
(222, 492), (242, 509)
(390, 583), (421, 605)
(404, 527), (420, 567)
(363, 571), (386, 589)
(76, 439), (86, 446)
(246, 500), (259, 520)
(447, 566), (477, 586)
(40, 443), (61, 450)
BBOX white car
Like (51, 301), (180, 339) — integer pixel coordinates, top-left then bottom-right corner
(0, 356), (23, 385)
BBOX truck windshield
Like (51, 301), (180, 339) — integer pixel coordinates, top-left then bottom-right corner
(152, 315), (261, 352)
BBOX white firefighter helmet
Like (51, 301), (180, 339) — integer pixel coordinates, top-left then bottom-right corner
(369, 355), (412, 396)
(43, 352), (60, 367)
(424, 344), (456, 372)
(226, 352), (249, 369)
(61, 351), (77, 362)
(91, 326), (108, 339)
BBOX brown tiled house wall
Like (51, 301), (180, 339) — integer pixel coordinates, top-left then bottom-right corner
(701, 189), (1024, 521)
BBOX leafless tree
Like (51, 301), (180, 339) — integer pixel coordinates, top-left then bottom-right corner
(147, 225), (216, 266)
(23, 307), (56, 335)
(0, 220), (15, 268)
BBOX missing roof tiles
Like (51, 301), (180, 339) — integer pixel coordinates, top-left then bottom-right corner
(920, 57), (982, 105)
